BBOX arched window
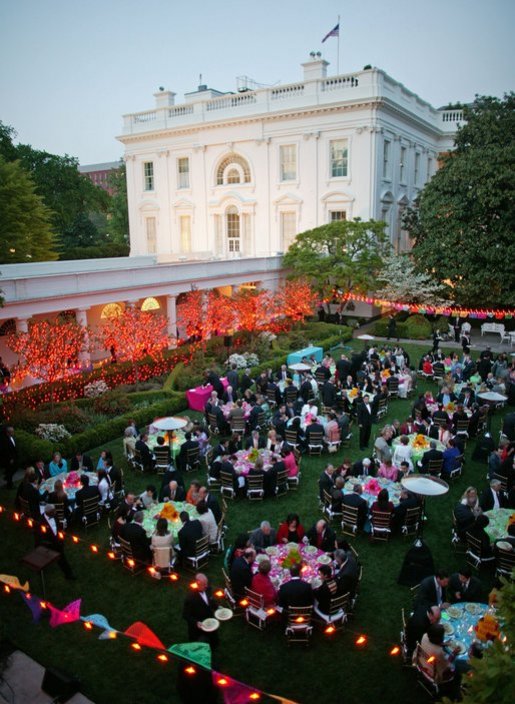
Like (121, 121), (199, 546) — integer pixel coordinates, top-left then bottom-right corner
(141, 297), (161, 311)
(0, 319), (16, 337)
(101, 303), (123, 319)
(216, 154), (251, 185)
(226, 206), (240, 253)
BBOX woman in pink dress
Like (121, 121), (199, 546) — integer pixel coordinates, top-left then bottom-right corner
(377, 460), (399, 482)
(281, 446), (299, 477)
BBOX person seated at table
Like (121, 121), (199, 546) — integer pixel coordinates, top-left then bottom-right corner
(48, 451), (68, 477)
(176, 432), (199, 473)
(228, 398), (245, 422)
(428, 420), (452, 446)
(313, 564), (343, 614)
(479, 478), (509, 511)
(487, 447), (503, 481)
(448, 566), (483, 603)
(405, 605), (441, 656)
(97, 469), (113, 507)
(422, 357), (434, 375)
(245, 430), (265, 450)
(135, 433), (154, 472)
(120, 510), (152, 565)
(176, 511), (203, 562)
(468, 514), (495, 559)
(399, 416), (416, 436)
(324, 412), (341, 445)
(230, 547), (255, 600)
(159, 479), (185, 503)
(137, 485), (157, 510)
(36, 504), (76, 580)
(436, 386), (457, 406)
(378, 459), (400, 482)
(281, 444), (299, 478)
(333, 548), (359, 596)
(195, 499), (218, 545)
(222, 384), (237, 405)
(70, 450), (93, 473)
(392, 434), (414, 472)
(413, 624), (462, 702)
(334, 457), (352, 481)
(17, 467), (44, 518)
(276, 513), (305, 544)
(454, 486), (481, 539)
(441, 439), (461, 478)
(30, 459), (47, 485)
(278, 563), (314, 610)
(103, 456), (122, 495)
(151, 517), (175, 571)
(251, 559), (277, 608)
(247, 399), (264, 432)
(225, 533), (250, 571)
(451, 403), (469, 431)
(249, 521), (277, 551)
(329, 476), (345, 512)
(263, 456), (281, 498)
(185, 479), (200, 506)
(111, 504), (130, 546)
(351, 457), (375, 477)
(306, 518), (337, 553)
(415, 571), (450, 610)
(392, 488), (419, 532)
(370, 488), (394, 522)
(304, 416), (324, 448)
(318, 464), (336, 501)
(74, 474), (100, 520)
(96, 449), (113, 470)
(418, 440), (444, 473)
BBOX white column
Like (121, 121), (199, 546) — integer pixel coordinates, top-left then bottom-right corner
(75, 308), (91, 368)
(16, 318), (29, 333)
(166, 294), (177, 348)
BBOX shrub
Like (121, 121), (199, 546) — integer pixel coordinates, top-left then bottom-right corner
(93, 390), (131, 416)
(35, 424), (71, 443)
(404, 314), (432, 339)
(51, 404), (92, 434)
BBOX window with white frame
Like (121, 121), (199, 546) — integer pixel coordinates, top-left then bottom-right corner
(280, 211), (296, 250)
(380, 207), (390, 236)
(146, 217), (156, 253)
(280, 145), (297, 181)
(414, 152), (420, 185)
(180, 215), (191, 252)
(227, 168), (241, 184)
(399, 146), (407, 183)
(177, 158), (190, 189)
(330, 139), (348, 178)
(427, 157), (433, 181)
(143, 162), (154, 191)
(226, 206), (240, 253)
(330, 210), (346, 222)
(216, 154), (251, 185)
(382, 140), (391, 179)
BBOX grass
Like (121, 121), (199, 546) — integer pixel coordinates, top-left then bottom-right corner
(0, 340), (507, 704)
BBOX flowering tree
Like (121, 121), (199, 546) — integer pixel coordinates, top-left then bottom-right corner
(96, 307), (170, 387)
(375, 252), (451, 306)
(232, 289), (277, 337)
(177, 290), (234, 342)
(7, 318), (87, 409)
(275, 280), (317, 330)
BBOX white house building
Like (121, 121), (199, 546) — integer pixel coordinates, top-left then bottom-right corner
(118, 55), (463, 258)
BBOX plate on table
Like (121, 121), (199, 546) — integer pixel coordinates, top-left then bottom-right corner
(447, 640), (467, 656)
(304, 545), (318, 555)
(496, 541), (513, 551)
(286, 542), (298, 550)
(317, 554), (332, 565)
(446, 606), (463, 619)
(255, 553), (269, 564)
(465, 603), (483, 616)
(215, 608), (233, 622)
(443, 622), (454, 636)
(265, 546), (279, 557)
(200, 618), (220, 632)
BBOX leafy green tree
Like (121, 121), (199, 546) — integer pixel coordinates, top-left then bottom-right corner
(0, 156), (58, 263)
(0, 121), (18, 162)
(283, 218), (389, 301)
(107, 160), (129, 244)
(408, 93), (515, 307)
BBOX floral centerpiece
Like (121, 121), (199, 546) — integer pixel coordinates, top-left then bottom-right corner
(64, 471), (81, 488)
(444, 402), (456, 413)
(412, 434), (429, 450)
(475, 614), (500, 642)
(281, 548), (303, 570)
(363, 478), (381, 496)
(159, 503), (179, 521)
(247, 448), (260, 464)
(349, 388), (358, 398)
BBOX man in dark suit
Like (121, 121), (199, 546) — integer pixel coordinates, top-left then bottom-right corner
(458, 387), (475, 409)
(336, 354), (352, 383)
(70, 451), (94, 473)
(222, 385), (237, 404)
(205, 369), (224, 397)
(275, 364), (292, 383)
(392, 489), (419, 531)
(105, 457), (123, 493)
(305, 418), (325, 447)
(278, 563), (314, 609)
(0, 425), (18, 489)
(333, 549), (359, 596)
(318, 465), (335, 502)
(229, 548), (255, 599)
(247, 401), (263, 432)
(351, 457), (375, 477)
(448, 567), (483, 603)
(37, 504), (76, 579)
(321, 378), (338, 409)
(177, 432), (200, 473)
(341, 484), (368, 530)
(266, 380), (281, 405)
(452, 404), (469, 432)
(120, 510), (152, 564)
(226, 363), (239, 392)
(249, 521), (276, 551)
(315, 364), (331, 383)
(306, 519), (337, 552)
(159, 480), (185, 502)
(419, 440), (444, 473)
(245, 430), (265, 450)
(299, 376), (313, 404)
(197, 486), (222, 524)
(415, 571), (450, 609)
(357, 395), (373, 450)
(479, 479), (509, 511)
(240, 369), (253, 394)
(19, 470), (44, 519)
(135, 433), (154, 471)
(74, 474), (100, 519)
(405, 605), (441, 656)
(182, 572), (219, 647)
(313, 564), (342, 614)
(177, 511), (203, 558)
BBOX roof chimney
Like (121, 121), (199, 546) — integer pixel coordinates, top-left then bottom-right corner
(302, 53), (329, 81)
(154, 90), (176, 108)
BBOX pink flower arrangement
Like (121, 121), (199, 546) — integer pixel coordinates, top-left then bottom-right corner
(65, 471), (80, 487)
(364, 478), (381, 495)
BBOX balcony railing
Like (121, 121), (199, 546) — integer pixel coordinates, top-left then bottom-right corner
(440, 110), (464, 123)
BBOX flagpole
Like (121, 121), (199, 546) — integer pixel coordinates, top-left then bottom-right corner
(337, 14), (340, 74)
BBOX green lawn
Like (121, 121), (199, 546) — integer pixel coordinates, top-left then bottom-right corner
(0, 340), (507, 704)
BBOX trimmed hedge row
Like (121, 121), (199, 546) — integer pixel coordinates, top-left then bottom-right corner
(373, 314), (432, 340)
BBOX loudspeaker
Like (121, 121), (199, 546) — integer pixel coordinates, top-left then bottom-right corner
(41, 667), (80, 703)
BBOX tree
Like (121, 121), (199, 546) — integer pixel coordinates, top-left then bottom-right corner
(274, 280), (318, 331)
(107, 160), (129, 245)
(408, 93), (515, 308)
(0, 156), (58, 263)
(96, 307), (170, 387)
(232, 288), (276, 337)
(177, 290), (235, 342)
(375, 252), (451, 306)
(283, 219), (389, 303)
(6, 318), (86, 409)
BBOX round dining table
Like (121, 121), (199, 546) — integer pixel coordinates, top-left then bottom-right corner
(343, 475), (402, 507)
(441, 602), (490, 663)
(39, 471), (98, 502)
(141, 501), (199, 539)
(257, 543), (328, 590)
(484, 508), (514, 541)
(148, 429), (186, 459)
(233, 448), (280, 476)
(392, 433), (446, 465)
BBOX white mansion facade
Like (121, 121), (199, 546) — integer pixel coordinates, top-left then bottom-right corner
(0, 56), (463, 371)
(119, 56), (462, 258)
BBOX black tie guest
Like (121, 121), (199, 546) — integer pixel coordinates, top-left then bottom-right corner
(0, 425), (18, 489)
(74, 474), (100, 521)
(70, 451), (94, 473)
(342, 484), (369, 531)
(306, 518), (337, 553)
(119, 510), (152, 564)
(182, 572), (219, 648)
(357, 395), (373, 450)
(448, 567), (483, 603)
(313, 564), (342, 614)
(278, 563), (314, 609)
(18, 468), (44, 519)
(177, 431), (200, 473)
(229, 548), (255, 600)
(135, 433), (154, 471)
(37, 504), (76, 579)
(177, 511), (203, 559)
(204, 369), (224, 398)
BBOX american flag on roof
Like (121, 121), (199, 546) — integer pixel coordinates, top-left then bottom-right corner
(322, 23), (340, 43)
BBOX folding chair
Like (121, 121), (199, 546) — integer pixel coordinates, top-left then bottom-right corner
(284, 429), (300, 449)
(401, 506), (422, 538)
(455, 419), (470, 437)
(82, 496), (100, 530)
(230, 416), (246, 434)
(184, 536), (210, 571)
(154, 447), (171, 475)
(247, 474), (265, 501)
(371, 510), (392, 542)
(313, 592), (349, 631)
(495, 546), (515, 580)
(285, 605), (314, 646)
(427, 459), (443, 477)
(465, 532), (495, 570)
(275, 468), (289, 497)
(244, 587), (276, 630)
(322, 489), (342, 522)
(307, 431), (324, 456)
(220, 471), (236, 500)
(341, 504), (360, 537)
(185, 446), (200, 473)
(387, 377), (399, 398)
(18, 496), (34, 520)
(207, 412), (221, 434)
(119, 537), (145, 576)
(211, 515), (226, 554)
(449, 454), (464, 481)
(375, 398), (388, 420)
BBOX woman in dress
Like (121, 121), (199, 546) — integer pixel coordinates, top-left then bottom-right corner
(266, 429), (283, 453)
(47, 478), (72, 521)
(97, 469), (112, 507)
(151, 517), (174, 570)
(370, 488), (394, 518)
(196, 499), (218, 545)
(392, 435), (414, 472)
(378, 460), (399, 482)
(48, 452), (67, 477)
(281, 445), (299, 478)
(96, 450), (113, 470)
(276, 513), (305, 544)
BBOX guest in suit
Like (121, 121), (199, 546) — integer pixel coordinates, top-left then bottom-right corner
(245, 430), (265, 450)
(37, 504), (76, 579)
(351, 457), (375, 477)
(276, 364), (292, 383)
(313, 564), (342, 614)
(341, 484), (368, 530)
(197, 486), (222, 525)
(159, 480), (185, 503)
(419, 440), (444, 473)
(226, 363), (239, 392)
(177, 511), (203, 558)
(306, 519), (337, 552)
(120, 510), (152, 564)
(19, 468), (44, 519)
(318, 464), (336, 502)
(0, 425), (17, 489)
(333, 549), (359, 597)
(104, 457), (123, 493)
(278, 563), (314, 609)
(357, 395), (373, 450)
(392, 488), (419, 531)
(70, 451), (94, 473)
(249, 521), (276, 551)
(135, 433), (154, 471)
(177, 432), (200, 473)
(74, 474), (100, 520)
(467, 514), (494, 558)
(405, 605), (441, 656)
(448, 567), (483, 603)
(205, 369), (224, 397)
(415, 571), (450, 609)
(182, 572), (219, 647)
(480, 479), (509, 511)
(230, 548), (255, 599)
